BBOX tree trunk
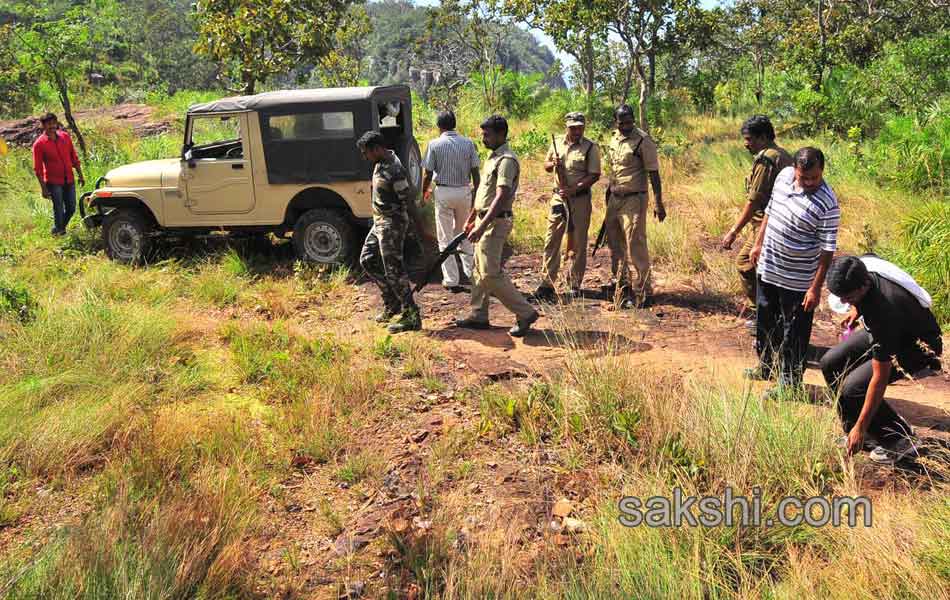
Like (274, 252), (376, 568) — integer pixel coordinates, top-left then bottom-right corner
(634, 57), (649, 131)
(55, 74), (87, 159)
(647, 49), (656, 99)
(584, 36), (595, 112)
(814, 0), (827, 92)
(242, 71), (256, 95)
(754, 51), (764, 105)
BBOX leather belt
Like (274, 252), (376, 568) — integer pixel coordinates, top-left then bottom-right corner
(611, 190), (647, 197)
(478, 210), (513, 219)
(552, 189), (591, 198)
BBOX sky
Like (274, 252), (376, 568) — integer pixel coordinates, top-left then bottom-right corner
(411, 0), (725, 78)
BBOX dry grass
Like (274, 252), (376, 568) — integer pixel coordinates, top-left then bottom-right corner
(0, 113), (946, 598)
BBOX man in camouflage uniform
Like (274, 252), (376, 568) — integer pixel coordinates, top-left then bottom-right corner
(605, 104), (666, 309)
(721, 115), (793, 329)
(455, 115), (539, 337)
(357, 131), (422, 334)
(531, 111), (601, 302)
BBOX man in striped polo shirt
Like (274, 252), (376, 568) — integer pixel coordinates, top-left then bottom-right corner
(420, 111), (481, 292)
(748, 147), (840, 393)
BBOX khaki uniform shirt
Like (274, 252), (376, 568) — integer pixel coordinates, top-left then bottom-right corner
(545, 135), (601, 197)
(607, 128), (659, 194)
(746, 143), (793, 218)
(474, 143), (519, 212)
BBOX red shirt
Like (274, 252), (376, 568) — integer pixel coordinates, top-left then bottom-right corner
(32, 129), (81, 185)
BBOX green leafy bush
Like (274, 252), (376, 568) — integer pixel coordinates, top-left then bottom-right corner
(0, 278), (36, 323)
(885, 201), (950, 327)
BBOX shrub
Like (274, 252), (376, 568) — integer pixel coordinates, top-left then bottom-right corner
(884, 201), (950, 326)
(0, 277), (36, 323)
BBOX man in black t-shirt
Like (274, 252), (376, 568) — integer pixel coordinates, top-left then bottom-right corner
(821, 256), (943, 464)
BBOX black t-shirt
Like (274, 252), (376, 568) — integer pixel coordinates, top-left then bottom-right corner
(857, 273), (943, 361)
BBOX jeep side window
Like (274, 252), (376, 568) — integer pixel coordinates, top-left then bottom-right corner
(265, 112), (354, 141)
(189, 115), (243, 159)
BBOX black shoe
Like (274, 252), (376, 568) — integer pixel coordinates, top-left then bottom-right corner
(51, 227), (66, 236)
(445, 285), (468, 294)
(529, 286), (556, 302)
(388, 306), (422, 334)
(509, 311), (539, 337)
(455, 317), (490, 330)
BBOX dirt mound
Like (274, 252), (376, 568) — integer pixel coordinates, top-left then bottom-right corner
(0, 103), (171, 147)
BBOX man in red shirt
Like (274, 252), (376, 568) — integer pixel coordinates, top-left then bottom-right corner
(32, 113), (84, 235)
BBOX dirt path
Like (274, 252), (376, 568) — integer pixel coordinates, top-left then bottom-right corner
(255, 250), (948, 598)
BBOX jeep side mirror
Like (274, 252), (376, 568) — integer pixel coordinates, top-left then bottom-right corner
(183, 149), (195, 167)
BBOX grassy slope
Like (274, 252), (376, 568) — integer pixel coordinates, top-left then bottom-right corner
(0, 111), (946, 598)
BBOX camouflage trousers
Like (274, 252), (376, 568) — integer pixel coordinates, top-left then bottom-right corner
(360, 212), (414, 313)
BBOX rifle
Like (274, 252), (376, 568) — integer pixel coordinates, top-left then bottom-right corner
(551, 134), (575, 255)
(592, 187), (611, 257)
(412, 232), (471, 294)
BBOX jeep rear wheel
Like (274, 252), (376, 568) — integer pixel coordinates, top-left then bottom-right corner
(293, 208), (357, 265)
(402, 137), (422, 191)
(103, 208), (150, 264)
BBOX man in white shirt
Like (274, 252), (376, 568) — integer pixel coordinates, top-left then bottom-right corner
(420, 111), (481, 292)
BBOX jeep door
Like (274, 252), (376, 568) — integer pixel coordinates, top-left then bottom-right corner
(181, 113), (255, 216)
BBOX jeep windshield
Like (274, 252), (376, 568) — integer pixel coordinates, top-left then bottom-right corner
(184, 114), (243, 160)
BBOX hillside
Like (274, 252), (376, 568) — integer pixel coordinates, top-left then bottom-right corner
(364, 0), (565, 89)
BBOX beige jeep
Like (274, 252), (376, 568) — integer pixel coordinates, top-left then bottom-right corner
(81, 86), (422, 264)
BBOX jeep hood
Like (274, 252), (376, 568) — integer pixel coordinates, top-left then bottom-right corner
(104, 158), (181, 188)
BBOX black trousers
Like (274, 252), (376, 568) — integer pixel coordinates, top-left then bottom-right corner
(818, 329), (937, 444)
(756, 277), (814, 387)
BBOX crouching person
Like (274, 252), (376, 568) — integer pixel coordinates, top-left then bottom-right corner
(822, 255), (943, 464)
(357, 131), (422, 334)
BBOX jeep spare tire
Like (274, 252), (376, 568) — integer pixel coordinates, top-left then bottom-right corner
(293, 208), (357, 265)
(103, 208), (149, 264)
(402, 137), (422, 192)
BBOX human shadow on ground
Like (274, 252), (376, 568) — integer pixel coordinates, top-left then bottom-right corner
(522, 328), (652, 353)
(427, 326), (516, 351)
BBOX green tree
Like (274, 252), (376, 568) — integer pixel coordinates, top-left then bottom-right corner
(0, 24), (38, 117)
(193, 0), (359, 95)
(422, 0), (513, 111)
(314, 6), (372, 87)
(503, 0), (609, 112)
(6, 1), (110, 155)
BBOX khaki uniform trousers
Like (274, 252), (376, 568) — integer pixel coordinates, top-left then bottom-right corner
(470, 216), (536, 322)
(605, 191), (652, 298)
(736, 216), (761, 304)
(540, 192), (592, 290)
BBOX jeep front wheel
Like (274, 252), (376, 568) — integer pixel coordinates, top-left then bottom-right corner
(293, 208), (357, 265)
(103, 208), (150, 264)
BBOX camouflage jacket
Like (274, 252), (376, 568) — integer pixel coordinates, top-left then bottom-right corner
(373, 151), (414, 217)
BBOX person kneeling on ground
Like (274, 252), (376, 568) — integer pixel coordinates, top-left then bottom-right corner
(356, 131), (422, 334)
(822, 255), (943, 464)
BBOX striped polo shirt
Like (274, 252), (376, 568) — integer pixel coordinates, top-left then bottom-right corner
(758, 167), (840, 292)
(422, 130), (480, 187)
